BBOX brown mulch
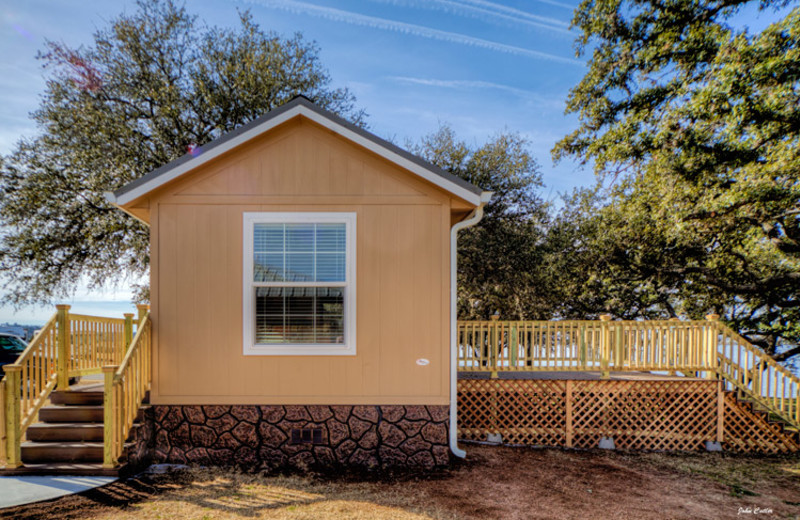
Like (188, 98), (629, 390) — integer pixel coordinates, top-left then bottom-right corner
(2, 444), (799, 520)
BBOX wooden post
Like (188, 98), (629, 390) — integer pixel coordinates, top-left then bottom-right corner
(136, 304), (150, 323)
(716, 380), (725, 443)
(124, 313), (134, 350)
(0, 380), (5, 467)
(490, 381), (498, 439)
(56, 304), (71, 391)
(565, 380), (573, 448)
(102, 365), (118, 469)
(753, 361), (763, 398)
(600, 315), (612, 379)
(4, 365), (22, 468)
(705, 314), (720, 380)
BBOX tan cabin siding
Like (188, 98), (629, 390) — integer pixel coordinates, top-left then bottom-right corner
(146, 118), (461, 405)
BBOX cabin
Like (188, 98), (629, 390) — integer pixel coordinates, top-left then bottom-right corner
(2, 97), (797, 477)
(101, 96), (491, 469)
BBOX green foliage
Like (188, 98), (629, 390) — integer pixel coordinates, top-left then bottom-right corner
(554, 0), (800, 362)
(413, 126), (551, 320)
(0, 0), (362, 305)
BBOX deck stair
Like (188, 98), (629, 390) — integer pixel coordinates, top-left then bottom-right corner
(1, 305), (153, 475)
(731, 394), (800, 441)
(1, 387), (149, 476)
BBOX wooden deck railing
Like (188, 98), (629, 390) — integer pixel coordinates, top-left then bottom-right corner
(458, 317), (715, 375)
(104, 312), (152, 468)
(67, 314), (128, 379)
(2, 304), (148, 468)
(458, 316), (800, 430)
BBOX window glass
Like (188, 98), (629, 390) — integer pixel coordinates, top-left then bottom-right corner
(253, 223), (346, 284)
(255, 287), (344, 344)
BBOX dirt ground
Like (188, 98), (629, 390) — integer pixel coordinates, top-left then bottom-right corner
(2, 444), (799, 520)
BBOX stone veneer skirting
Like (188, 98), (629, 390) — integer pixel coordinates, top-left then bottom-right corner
(149, 405), (450, 469)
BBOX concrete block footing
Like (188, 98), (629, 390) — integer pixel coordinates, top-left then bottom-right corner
(598, 437), (615, 450)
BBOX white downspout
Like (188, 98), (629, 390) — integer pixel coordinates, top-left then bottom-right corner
(449, 192), (492, 459)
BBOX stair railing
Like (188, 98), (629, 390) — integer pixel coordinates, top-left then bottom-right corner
(713, 320), (799, 429)
(104, 311), (152, 468)
(2, 312), (60, 468)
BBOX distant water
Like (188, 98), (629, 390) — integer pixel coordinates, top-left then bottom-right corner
(0, 300), (140, 327)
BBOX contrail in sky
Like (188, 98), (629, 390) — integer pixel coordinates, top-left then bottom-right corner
(368, 0), (571, 33)
(240, 0), (582, 66)
(389, 76), (565, 107)
(458, 0), (576, 15)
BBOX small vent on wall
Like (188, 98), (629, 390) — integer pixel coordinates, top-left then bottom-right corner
(291, 427), (323, 445)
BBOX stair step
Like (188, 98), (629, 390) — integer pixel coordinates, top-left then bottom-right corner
(50, 390), (150, 407)
(26, 422), (143, 443)
(27, 423), (104, 442)
(21, 442), (106, 463)
(38, 405), (104, 423)
(0, 463), (120, 477)
(19, 441), (131, 464)
(51, 391), (104, 406)
(38, 405), (145, 424)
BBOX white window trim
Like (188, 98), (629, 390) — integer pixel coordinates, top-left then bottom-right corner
(242, 212), (357, 356)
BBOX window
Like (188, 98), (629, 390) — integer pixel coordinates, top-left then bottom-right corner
(243, 212), (356, 355)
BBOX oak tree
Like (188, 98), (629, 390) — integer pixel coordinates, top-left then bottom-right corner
(554, 0), (800, 363)
(414, 126), (551, 320)
(0, 0), (362, 304)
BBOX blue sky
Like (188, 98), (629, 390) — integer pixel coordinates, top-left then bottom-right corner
(0, 0), (786, 323)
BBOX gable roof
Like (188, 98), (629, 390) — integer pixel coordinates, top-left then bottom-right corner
(106, 96), (488, 207)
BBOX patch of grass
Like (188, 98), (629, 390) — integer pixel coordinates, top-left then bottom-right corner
(623, 450), (799, 499)
(81, 467), (454, 520)
(728, 483), (759, 498)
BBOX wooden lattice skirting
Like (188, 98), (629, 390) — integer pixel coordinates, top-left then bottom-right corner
(457, 379), (799, 453)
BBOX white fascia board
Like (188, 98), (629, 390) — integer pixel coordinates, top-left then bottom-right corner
(113, 105), (482, 207)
